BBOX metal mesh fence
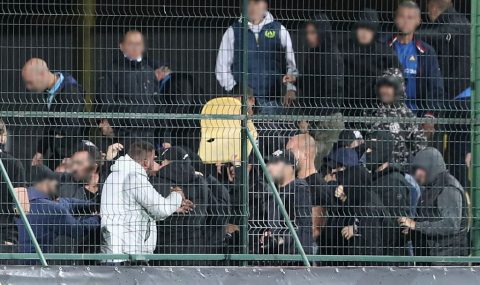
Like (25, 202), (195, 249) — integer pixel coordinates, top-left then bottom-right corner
(0, 0), (477, 266)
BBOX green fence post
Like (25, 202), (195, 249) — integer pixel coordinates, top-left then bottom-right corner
(0, 159), (48, 266)
(240, 0), (250, 264)
(246, 129), (311, 267)
(471, 0), (480, 257)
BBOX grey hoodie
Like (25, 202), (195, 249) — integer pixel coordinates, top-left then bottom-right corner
(412, 147), (466, 237)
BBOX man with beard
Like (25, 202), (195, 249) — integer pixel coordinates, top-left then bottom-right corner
(262, 149), (313, 256)
(58, 142), (104, 202)
(398, 147), (469, 263)
(365, 131), (411, 256)
(152, 146), (209, 265)
(323, 147), (384, 264)
(57, 142), (105, 257)
(341, 8), (400, 115)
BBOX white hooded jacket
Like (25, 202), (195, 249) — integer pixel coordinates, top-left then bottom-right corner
(100, 155), (182, 260)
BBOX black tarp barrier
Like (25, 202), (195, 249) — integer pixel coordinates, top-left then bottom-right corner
(0, 266), (479, 285)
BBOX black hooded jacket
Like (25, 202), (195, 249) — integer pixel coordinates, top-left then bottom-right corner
(297, 13), (345, 115)
(419, 6), (470, 103)
(341, 9), (400, 115)
(324, 165), (385, 257)
(151, 159), (208, 254)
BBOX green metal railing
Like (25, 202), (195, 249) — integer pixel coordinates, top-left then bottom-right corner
(471, 0), (480, 258)
(0, 0), (478, 267)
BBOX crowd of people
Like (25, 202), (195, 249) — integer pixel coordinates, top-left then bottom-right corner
(0, 0), (473, 266)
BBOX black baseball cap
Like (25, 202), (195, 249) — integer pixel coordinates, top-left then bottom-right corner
(266, 149), (297, 166)
(159, 146), (190, 162)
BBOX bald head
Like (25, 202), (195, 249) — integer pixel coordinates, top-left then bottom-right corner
(287, 134), (317, 166)
(22, 58), (53, 92)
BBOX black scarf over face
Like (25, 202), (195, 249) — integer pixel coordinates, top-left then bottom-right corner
(365, 131), (395, 172)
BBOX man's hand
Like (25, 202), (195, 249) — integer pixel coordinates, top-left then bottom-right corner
(99, 119), (115, 137)
(324, 173), (336, 183)
(282, 74), (296, 84)
(398, 217), (416, 231)
(283, 90), (296, 107)
(171, 186), (185, 199)
(106, 143), (124, 161)
(298, 120), (310, 134)
(341, 225), (355, 240)
(32, 152), (43, 166)
(176, 199), (194, 213)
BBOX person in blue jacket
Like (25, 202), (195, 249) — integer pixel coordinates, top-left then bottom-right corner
(17, 165), (100, 258)
(387, 1), (445, 119)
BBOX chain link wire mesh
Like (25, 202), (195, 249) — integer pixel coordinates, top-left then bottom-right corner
(0, 0), (477, 266)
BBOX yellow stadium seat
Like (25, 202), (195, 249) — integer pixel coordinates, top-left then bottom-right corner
(198, 97), (257, 164)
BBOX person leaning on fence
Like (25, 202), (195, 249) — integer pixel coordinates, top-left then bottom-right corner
(261, 149), (313, 257)
(365, 131), (411, 257)
(340, 8), (401, 115)
(366, 68), (427, 166)
(322, 147), (385, 264)
(100, 141), (193, 264)
(398, 147), (469, 264)
(0, 119), (28, 255)
(17, 165), (100, 262)
(22, 58), (85, 170)
(215, 0), (298, 115)
(286, 134), (334, 252)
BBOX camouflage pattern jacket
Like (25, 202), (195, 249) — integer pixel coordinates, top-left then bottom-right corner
(368, 102), (427, 165)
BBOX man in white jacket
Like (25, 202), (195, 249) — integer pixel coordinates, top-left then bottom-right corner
(100, 141), (190, 262)
(215, 0), (298, 115)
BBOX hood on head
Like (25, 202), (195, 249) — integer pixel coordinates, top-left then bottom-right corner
(376, 68), (406, 102)
(365, 130), (395, 171)
(307, 13), (335, 50)
(354, 8), (379, 33)
(325, 147), (360, 169)
(412, 147), (446, 184)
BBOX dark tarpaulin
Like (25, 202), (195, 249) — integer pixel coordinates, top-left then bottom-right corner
(0, 266), (479, 285)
